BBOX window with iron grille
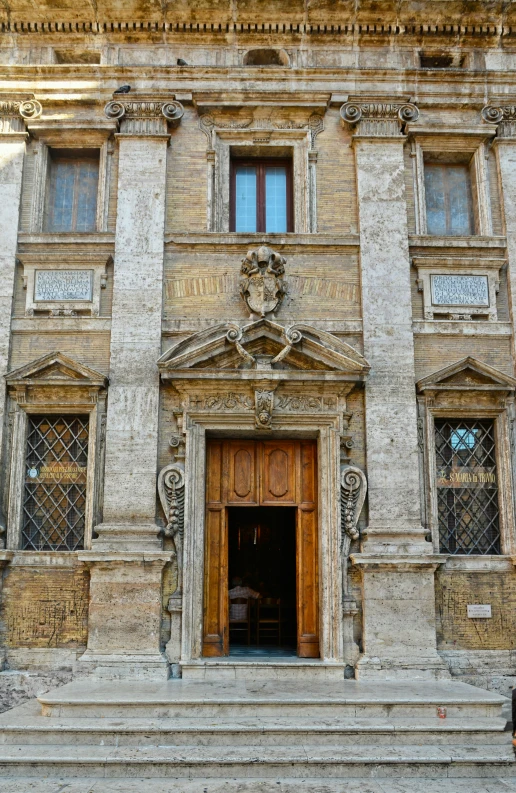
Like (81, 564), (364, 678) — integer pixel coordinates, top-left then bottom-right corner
(434, 418), (500, 554)
(22, 415), (89, 551)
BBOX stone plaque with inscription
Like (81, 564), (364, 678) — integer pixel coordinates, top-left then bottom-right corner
(431, 275), (489, 307)
(34, 270), (93, 302)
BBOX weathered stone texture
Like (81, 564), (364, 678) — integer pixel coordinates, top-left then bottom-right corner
(436, 571), (516, 651)
(0, 565), (89, 649)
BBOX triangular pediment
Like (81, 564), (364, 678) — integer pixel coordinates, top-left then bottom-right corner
(158, 320), (370, 378)
(5, 352), (108, 388)
(417, 357), (516, 393)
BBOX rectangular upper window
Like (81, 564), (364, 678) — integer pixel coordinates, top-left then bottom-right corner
(44, 149), (100, 233)
(230, 158), (293, 233)
(424, 162), (474, 236)
(22, 415), (89, 551)
(435, 418), (500, 555)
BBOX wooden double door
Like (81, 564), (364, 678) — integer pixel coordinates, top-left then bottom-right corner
(203, 439), (319, 658)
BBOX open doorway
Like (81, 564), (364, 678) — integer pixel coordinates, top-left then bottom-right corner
(228, 506), (297, 656)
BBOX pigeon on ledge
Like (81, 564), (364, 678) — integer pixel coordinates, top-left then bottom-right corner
(114, 85), (131, 94)
(177, 58), (188, 66)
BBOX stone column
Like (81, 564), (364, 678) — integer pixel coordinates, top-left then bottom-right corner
(0, 99), (42, 544)
(78, 98), (184, 679)
(482, 107), (516, 522)
(341, 100), (448, 679)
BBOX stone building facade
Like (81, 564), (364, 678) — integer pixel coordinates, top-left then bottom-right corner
(1, 0), (516, 707)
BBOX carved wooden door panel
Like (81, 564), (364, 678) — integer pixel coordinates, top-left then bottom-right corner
(203, 439), (319, 658)
(203, 440), (229, 656)
(261, 441), (296, 505)
(225, 440), (259, 505)
(296, 441), (319, 658)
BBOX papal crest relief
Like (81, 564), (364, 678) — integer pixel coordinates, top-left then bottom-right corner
(240, 245), (287, 318)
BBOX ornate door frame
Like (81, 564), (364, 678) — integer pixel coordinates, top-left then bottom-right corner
(181, 413), (342, 665)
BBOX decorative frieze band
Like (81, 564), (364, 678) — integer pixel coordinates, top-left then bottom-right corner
(340, 101), (419, 137)
(481, 105), (516, 138)
(104, 98), (184, 136)
(0, 99), (42, 135)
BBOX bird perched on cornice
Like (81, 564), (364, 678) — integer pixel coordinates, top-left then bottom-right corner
(114, 85), (131, 94)
(177, 58), (188, 66)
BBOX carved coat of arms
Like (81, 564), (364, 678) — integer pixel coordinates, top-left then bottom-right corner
(240, 245), (287, 318)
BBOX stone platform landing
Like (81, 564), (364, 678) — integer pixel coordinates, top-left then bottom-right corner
(0, 679), (513, 787)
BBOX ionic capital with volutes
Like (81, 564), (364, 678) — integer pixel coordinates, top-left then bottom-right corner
(104, 97), (184, 137)
(340, 99), (419, 138)
(482, 105), (516, 139)
(0, 98), (42, 136)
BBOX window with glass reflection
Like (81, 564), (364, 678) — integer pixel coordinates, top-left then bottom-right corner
(230, 159), (292, 232)
(424, 162), (474, 236)
(44, 149), (100, 233)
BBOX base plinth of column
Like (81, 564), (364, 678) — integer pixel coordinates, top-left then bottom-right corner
(91, 522), (163, 552)
(78, 547), (172, 680)
(77, 652), (170, 680)
(351, 552), (450, 681)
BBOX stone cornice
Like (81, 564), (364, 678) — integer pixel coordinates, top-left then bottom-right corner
(340, 100), (419, 138)
(104, 97), (184, 136)
(0, 97), (42, 135)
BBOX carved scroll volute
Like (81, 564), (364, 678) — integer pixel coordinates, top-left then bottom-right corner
(340, 465), (367, 596)
(340, 465), (367, 551)
(158, 463), (185, 596)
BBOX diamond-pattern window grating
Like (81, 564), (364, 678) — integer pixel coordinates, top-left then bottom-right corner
(22, 415), (89, 551)
(435, 418), (500, 555)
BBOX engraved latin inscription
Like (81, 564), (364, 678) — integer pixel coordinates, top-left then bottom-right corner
(431, 275), (489, 307)
(35, 270), (93, 302)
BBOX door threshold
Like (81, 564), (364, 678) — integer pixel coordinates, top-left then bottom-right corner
(181, 658), (346, 681)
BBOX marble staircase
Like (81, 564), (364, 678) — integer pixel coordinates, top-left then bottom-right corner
(0, 678), (514, 790)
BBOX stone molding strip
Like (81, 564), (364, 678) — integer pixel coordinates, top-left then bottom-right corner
(0, 22), (509, 37)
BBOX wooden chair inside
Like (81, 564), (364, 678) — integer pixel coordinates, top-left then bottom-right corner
(257, 597), (282, 646)
(228, 596), (251, 646)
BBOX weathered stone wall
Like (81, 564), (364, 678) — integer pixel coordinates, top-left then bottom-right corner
(1, 0), (516, 694)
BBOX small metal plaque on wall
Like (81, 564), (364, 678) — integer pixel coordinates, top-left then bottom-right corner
(467, 604), (492, 618)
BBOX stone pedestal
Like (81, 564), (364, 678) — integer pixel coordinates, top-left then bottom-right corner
(78, 551), (171, 680)
(80, 99), (183, 679)
(351, 555), (449, 680)
(342, 99), (448, 679)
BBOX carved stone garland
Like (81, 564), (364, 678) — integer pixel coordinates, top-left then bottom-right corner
(340, 465), (367, 667)
(157, 462), (185, 596)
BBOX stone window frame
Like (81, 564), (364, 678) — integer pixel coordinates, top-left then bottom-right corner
(409, 129), (496, 238)
(4, 354), (108, 552)
(417, 361), (516, 559)
(199, 113), (324, 234)
(17, 253), (111, 317)
(413, 255), (505, 321)
(26, 125), (114, 234)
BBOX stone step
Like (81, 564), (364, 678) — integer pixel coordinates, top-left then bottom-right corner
(0, 778), (514, 793)
(180, 660), (346, 680)
(0, 705), (507, 746)
(36, 679), (506, 721)
(0, 742), (514, 779)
